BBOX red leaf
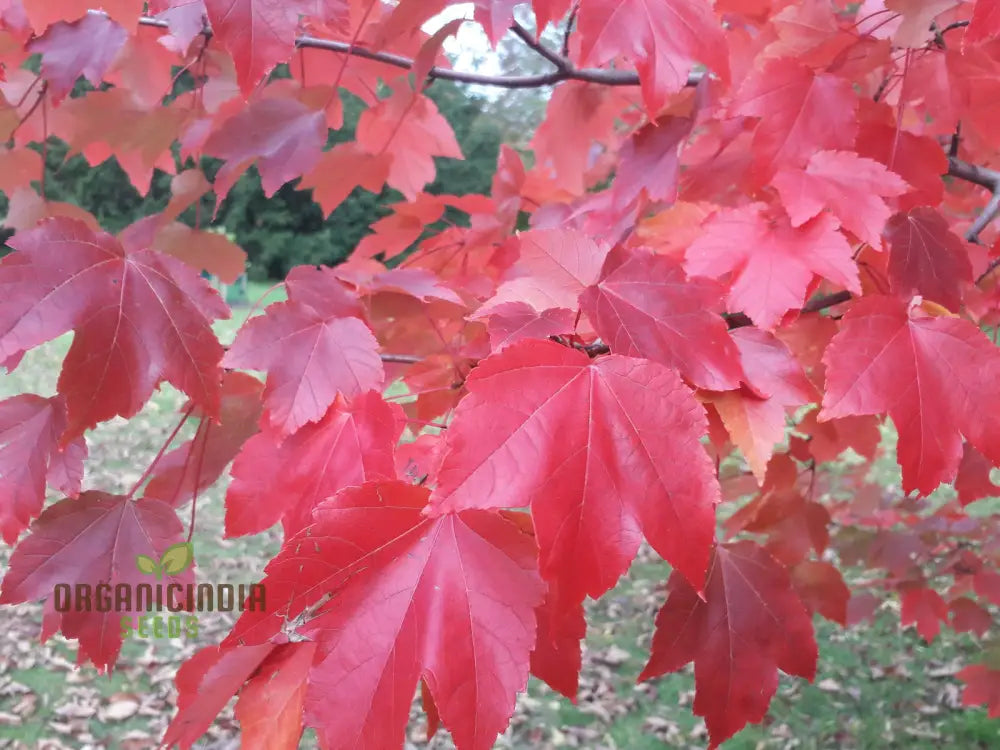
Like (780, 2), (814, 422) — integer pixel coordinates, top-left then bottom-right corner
(222, 299), (383, 435)
(959, 664), (1000, 718)
(613, 114), (696, 206)
(577, 0), (728, 114)
(885, 206), (974, 311)
(227, 481), (544, 750)
(204, 0), (312, 95)
(22, 0), (142, 32)
(950, 598), (992, 636)
(530, 589), (585, 700)
(203, 95), (327, 200)
(225, 391), (402, 537)
(955, 443), (1000, 506)
(163, 642), (278, 749)
(731, 58), (857, 181)
(0, 395), (86, 543)
(709, 329), (817, 480)
(299, 142), (391, 217)
(771, 150), (909, 246)
(900, 585), (948, 643)
(580, 246), (745, 391)
(0, 218), (228, 440)
(967, 0), (1000, 43)
(143, 372), (264, 508)
(820, 296), (1000, 495)
(639, 541), (817, 748)
(357, 88), (462, 200)
(431, 339), (718, 614)
(790, 560), (849, 625)
(479, 302), (575, 351)
(29, 14), (127, 102)
(0, 492), (190, 671)
(685, 205), (860, 330)
(119, 218), (247, 285)
(479, 227), (609, 314)
(235, 642), (316, 750)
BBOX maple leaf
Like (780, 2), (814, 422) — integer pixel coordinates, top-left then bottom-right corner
(685, 204), (860, 330)
(29, 14), (128, 102)
(771, 150), (909, 246)
(120, 219), (247, 285)
(22, 0), (143, 32)
(222, 280), (383, 434)
(298, 142), (391, 217)
(143, 372), (264, 508)
(959, 663), (1000, 718)
(577, 0), (729, 114)
(162, 642), (279, 749)
(480, 302), (575, 351)
(640, 541), (816, 748)
(357, 88), (463, 200)
(203, 95), (327, 200)
(0, 395), (86, 543)
(0, 218), (228, 440)
(731, 58), (857, 181)
(955, 443), (1000, 506)
(225, 391), (402, 537)
(431, 339), (719, 614)
(790, 560), (849, 625)
(820, 296), (1000, 495)
(885, 206), (973, 311)
(478, 227), (609, 315)
(900, 585), (948, 642)
(234, 642), (316, 750)
(709, 328), (817, 481)
(0, 492), (190, 671)
(612, 113), (696, 207)
(226, 481), (544, 750)
(967, 0), (1000, 43)
(949, 598), (992, 637)
(204, 0), (312, 96)
(581, 246), (745, 391)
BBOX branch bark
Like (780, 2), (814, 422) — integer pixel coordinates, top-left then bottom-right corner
(130, 13), (705, 90)
(948, 156), (1000, 244)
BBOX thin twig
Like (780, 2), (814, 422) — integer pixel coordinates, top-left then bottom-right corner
(130, 12), (700, 89)
(948, 156), (1000, 244)
(126, 404), (196, 500)
(510, 21), (568, 70)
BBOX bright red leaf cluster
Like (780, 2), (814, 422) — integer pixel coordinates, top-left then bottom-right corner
(2, 1), (1000, 748)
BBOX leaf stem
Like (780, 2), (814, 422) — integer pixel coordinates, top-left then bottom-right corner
(126, 404), (196, 500)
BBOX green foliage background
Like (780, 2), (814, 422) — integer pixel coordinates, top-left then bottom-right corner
(6, 81), (505, 280)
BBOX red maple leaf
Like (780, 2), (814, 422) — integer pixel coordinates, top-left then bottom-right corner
(225, 391), (402, 537)
(29, 14), (127, 102)
(639, 541), (817, 748)
(431, 339), (719, 614)
(222, 273), (383, 435)
(0, 395), (86, 543)
(225, 481), (544, 750)
(0, 492), (191, 671)
(580, 246), (745, 390)
(577, 0), (728, 114)
(771, 150), (909, 246)
(685, 204), (860, 330)
(821, 296), (1000, 495)
(0, 218), (228, 440)
(885, 206), (974, 311)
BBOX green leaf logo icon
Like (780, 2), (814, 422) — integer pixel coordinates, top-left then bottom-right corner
(135, 543), (194, 580)
(136, 554), (159, 577)
(160, 542), (194, 576)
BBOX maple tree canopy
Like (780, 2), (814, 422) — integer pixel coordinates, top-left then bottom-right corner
(3, 0), (1000, 747)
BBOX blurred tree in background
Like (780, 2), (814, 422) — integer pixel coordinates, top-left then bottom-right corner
(2, 79), (506, 280)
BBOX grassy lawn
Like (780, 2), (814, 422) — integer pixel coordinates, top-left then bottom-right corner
(1, 281), (999, 748)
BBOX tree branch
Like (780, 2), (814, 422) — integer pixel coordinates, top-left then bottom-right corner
(509, 21), (569, 71)
(948, 156), (1000, 243)
(132, 13), (705, 90)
